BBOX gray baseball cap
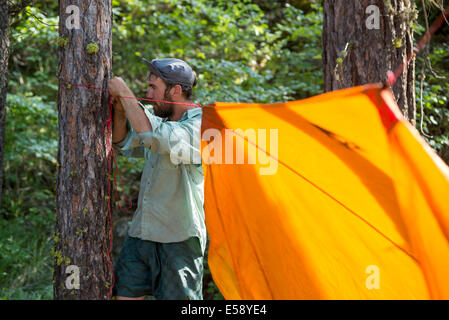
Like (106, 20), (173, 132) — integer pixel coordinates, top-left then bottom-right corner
(142, 57), (197, 89)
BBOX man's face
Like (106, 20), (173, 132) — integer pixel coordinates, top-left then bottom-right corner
(146, 74), (174, 118)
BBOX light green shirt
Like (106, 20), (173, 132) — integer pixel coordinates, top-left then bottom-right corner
(112, 102), (206, 254)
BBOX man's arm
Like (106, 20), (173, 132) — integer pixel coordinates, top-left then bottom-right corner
(111, 97), (145, 159)
(108, 76), (152, 134)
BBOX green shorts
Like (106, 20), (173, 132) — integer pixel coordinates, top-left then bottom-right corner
(112, 236), (203, 300)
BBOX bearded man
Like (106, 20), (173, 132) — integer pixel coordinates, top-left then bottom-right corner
(108, 58), (205, 300)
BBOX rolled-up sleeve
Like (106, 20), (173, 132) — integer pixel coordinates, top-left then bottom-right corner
(112, 119), (145, 158)
(132, 104), (202, 164)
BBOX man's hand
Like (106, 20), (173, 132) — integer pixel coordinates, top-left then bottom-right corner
(108, 76), (130, 98)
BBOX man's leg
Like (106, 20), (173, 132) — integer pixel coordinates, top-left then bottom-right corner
(116, 295), (146, 300)
(113, 236), (154, 299)
(157, 236), (204, 300)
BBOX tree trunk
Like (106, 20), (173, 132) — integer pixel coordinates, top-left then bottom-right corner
(0, 0), (9, 203)
(322, 0), (416, 124)
(54, 0), (112, 300)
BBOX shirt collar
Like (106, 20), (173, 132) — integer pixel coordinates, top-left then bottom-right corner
(183, 106), (202, 120)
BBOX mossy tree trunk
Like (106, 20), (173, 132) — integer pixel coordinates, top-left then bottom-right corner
(0, 0), (9, 203)
(54, 0), (112, 300)
(322, 0), (416, 124)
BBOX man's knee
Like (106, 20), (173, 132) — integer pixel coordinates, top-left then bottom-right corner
(115, 295), (146, 300)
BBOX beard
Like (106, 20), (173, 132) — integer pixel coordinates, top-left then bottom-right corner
(153, 91), (174, 119)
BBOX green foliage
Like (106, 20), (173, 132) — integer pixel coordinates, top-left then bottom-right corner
(2, 94), (58, 220)
(0, 202), (54, 300)
(263, 3), (323, 100)
(413, 7), (449, 161)
(4, 94), (58, 164)
(9, 5), (59, 101)
(415, 47), (449, 159)
(0, 94), (57, 299)
(110, 0), (323, 103)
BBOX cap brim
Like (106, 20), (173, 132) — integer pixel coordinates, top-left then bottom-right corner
(142, 58), (163, 78)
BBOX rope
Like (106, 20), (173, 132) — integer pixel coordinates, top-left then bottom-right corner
(66, 82), (202, 107)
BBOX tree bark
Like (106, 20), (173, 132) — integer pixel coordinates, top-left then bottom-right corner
(0, 0), (9, 203)
(54, 0), (112, 300)
(322, 0), (416, 124)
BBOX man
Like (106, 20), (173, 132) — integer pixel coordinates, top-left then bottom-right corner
(108, 58), (206, 300)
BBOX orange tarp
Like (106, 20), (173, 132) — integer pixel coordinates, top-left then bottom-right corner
(200, 84), (449, 299)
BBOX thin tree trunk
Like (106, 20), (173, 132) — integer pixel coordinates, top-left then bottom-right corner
(54, 0), (112, 300)
(0, 0), (9, 203)
(322, 0), (416, 124)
